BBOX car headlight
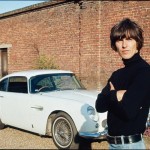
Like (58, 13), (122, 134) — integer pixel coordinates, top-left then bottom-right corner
(87, 106), (99, 122)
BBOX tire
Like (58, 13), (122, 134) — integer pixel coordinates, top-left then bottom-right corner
(0, 119), (4, 129)
(51, 112), (80, 149)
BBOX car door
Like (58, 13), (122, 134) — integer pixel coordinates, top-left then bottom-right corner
(28, 75), (55, 134)
(0, 76), (32, 130)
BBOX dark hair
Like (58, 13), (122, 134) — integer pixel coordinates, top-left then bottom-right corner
(110, 18), (144, 51)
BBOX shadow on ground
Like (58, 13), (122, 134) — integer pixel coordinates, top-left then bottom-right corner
(78, 138), (107, 150)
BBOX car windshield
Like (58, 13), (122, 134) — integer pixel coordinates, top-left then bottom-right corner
(30, 73), (85, 93)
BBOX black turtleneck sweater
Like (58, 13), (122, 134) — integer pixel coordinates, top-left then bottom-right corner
(95, 53), (150, 136)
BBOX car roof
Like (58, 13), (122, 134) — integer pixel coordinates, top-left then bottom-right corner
(2, 70), (73, 79)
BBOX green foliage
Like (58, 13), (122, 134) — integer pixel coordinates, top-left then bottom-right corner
(35, 55), (59, 69)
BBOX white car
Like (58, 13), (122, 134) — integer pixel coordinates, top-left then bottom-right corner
(0, 70), (107, 149)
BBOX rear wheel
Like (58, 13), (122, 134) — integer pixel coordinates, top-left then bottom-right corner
(51, 112), (80, 149)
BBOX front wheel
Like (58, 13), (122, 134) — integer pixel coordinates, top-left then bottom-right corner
(51, 112), (80, 149)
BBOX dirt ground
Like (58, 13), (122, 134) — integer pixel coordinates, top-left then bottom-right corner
(0, 126), (150, 149)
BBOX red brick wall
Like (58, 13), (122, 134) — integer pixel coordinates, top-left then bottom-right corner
(99, 1), (150, 89)
(0, 1), (149, 90)
(77, 1), (101, 89)
(0, 1), (81, 74)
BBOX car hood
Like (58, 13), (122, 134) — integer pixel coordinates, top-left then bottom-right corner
(40, 90), (99, 106)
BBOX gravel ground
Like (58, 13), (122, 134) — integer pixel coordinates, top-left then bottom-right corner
(0, 126), (150, 149)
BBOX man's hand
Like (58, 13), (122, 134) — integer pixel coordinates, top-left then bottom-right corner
(109, 82), (115, 90)
(116, 90), (126, 101)
(109, 82), (126, 102)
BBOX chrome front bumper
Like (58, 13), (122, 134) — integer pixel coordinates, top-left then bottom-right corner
(79, 129), (107, 139)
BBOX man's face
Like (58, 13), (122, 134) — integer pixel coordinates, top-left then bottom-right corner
(115, 38), (138, 59)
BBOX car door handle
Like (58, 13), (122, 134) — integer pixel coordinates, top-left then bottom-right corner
(0, 96), (4, 98)
(31, 105), (43, 111)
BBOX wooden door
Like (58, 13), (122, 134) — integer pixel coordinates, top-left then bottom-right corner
(1, 49), (8, 77)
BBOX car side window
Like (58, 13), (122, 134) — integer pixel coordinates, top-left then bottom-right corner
(8, 77), (28, 93)
(0, 78), (8, 91)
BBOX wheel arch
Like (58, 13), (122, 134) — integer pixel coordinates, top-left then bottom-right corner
(46, 110), (76, 136)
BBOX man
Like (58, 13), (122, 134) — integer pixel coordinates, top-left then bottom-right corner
(95, 18), (150, 149)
